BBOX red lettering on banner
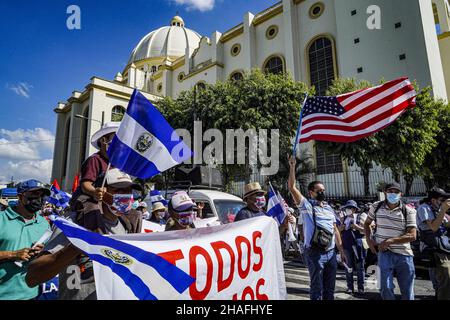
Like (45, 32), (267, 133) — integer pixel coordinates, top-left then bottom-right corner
(157, 250), (184, 265)
(211, 241), (235, 292)
(252, 231), (263, 272)
(235, 236), (251, 279)
(189, 246), (213, 300)
(242, 286), (255, 300)
(255, 278), (269, 300)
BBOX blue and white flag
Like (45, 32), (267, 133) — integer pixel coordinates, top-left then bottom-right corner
(149, 189), (168, 206)
(266, 185), (287, 225)
(49, 215), (195, 300)
(107, 89), (193, 179)
(47, 185), (71, 208)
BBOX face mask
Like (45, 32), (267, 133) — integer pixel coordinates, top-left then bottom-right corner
(157, 211), (166, 219)
(386, 193), (401, 204)
(315, 191), (325, 202)
(131, 200), (139, 210)
(177, 212), (194, 226)
(345, 208), (353, 216)
(254, 196), (266, 209)
(24, 196), (44, 213)
(107, 194), (133, 215)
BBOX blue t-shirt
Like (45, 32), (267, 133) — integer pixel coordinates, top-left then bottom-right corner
(300, 199), (337, 251)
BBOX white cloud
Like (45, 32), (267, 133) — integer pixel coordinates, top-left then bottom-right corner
(172, 0), (215, 11)
(0, 159), (53, 185)
(6, 82), (33, 98)
(0, 128), (54, 161)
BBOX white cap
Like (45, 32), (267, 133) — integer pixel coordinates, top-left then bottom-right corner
(138, 201), (147, 208)
(105, 168), (141, 190)
(169, 191), (195, 212)
(90, 122), (120, 150)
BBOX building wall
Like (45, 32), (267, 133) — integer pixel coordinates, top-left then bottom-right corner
(439, 34), (450, 99)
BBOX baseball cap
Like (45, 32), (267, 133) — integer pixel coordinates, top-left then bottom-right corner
(428, 187), (450, 199)
(168, 191), (195, 212)
(104, 168), (142, 191)
(16, 179), (51, 196)
(342, 200), (358, 209)
(138, 201), (147, 208)
(385, 182), (401, 192)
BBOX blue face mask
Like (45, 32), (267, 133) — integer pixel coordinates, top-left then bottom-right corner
(386, 193), (401, 204)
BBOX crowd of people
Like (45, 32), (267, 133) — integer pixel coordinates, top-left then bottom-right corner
(0, 122), (449, 301)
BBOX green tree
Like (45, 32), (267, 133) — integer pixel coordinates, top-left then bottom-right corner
(316, 78), (382, 196)
(422, 100), (450, 190)
(157, 69), (311, 188)
(377, 86), (441, 195)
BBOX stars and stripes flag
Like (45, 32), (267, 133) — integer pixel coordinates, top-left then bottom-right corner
(297, 77), (417, 143)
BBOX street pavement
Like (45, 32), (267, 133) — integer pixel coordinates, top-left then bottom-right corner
(284, 260), (435, 300)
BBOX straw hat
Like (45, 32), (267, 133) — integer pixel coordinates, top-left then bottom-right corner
(152, 202), (166, 213)
(243, 182), (266, 200)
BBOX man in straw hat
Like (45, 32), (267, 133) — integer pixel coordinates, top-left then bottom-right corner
(70, 122), (120, 211)
(150, 202), (167, 225)
(234, 182), (267, 222)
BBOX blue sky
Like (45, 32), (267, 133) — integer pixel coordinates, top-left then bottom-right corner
(0, 0), (277, 184)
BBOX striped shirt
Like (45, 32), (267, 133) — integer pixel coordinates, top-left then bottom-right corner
(368, 201), (417, 256)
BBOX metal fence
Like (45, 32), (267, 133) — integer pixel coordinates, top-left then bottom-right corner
(227, 169), (428, 201)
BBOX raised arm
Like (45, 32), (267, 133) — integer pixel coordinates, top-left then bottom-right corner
(25, 244), (81, 287)
(287, 155), (304, 206)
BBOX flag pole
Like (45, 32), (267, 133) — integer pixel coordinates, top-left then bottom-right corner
(292, 93), (309, 156)
(101, 163), (111, 189)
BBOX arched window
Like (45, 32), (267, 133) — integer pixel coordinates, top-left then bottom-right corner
(151, 66), (157, 73)
(79, 107), (89, 165)
(195, 82), (206, 91)
(230, 71), (244, 82)
(111, 105), (125, 122)
(62, 118), (71, 179)
(308, 36), (336, 96)
(433, 3), (442, 34)
(263, 56), (284, 75)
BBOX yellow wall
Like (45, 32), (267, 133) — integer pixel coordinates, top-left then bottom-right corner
(439, 32), (450, 101)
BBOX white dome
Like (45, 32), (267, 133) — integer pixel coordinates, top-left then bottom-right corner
(128, 16), (201, 64)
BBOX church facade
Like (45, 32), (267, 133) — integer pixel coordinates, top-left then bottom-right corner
(52, 0), (450, 194)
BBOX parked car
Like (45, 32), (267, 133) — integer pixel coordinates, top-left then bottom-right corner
(145, 188), (246, 225)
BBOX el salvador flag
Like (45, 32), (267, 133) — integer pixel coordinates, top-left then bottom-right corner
(107, 89), (193, 179)
(47, 185), (71, 208)
(49, 215), (194, 300)
(266, 185), (287, 225)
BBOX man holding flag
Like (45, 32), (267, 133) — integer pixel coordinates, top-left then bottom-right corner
(26, 168), (143, 300)
(288, 155), (346, 300)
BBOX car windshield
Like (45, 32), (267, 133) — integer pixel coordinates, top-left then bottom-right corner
(213, 200), (245, 224)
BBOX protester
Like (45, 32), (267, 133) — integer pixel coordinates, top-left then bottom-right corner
(363, 182), (417, 300)
(287, 155), (346, 300)
(0, 179), (51, 300)
(137, 201), (150, 220)
(165, 191), (196, 231)
(25, 168), (143, 300)
(150, 202), (167, 225)
(69, 122), (120, 212)
(417, 187), (450, 300)
(234, 182), (267, 222)
(340, 200), (367, 296)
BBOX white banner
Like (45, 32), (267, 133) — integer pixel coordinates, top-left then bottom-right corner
(94, 216), (286, 300)
(141, 220), (165, 233)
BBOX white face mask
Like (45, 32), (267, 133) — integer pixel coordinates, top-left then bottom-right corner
(345, 209), (353, 216)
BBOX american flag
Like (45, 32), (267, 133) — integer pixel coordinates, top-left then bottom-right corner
(298, 77), (417, 143)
